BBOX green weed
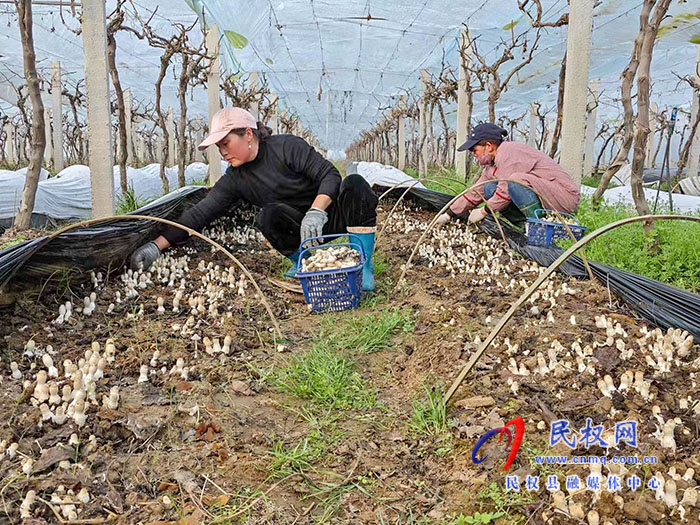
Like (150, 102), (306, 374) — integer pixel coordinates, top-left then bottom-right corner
(446, 512), (505, 524)
(116, 184), (150, 214)
(268, 436), (323, 478)
(0, 234), (25, 250)
(272, 345), (377, 409)
(476, 481), (534, 523)
(319, 307), (414, 354)
(409, 384), (448, 437)
(562, 196), (700, 292)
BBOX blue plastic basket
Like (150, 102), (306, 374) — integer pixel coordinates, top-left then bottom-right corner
(294, 234), (366, 313)
(526, 209), (587, 247)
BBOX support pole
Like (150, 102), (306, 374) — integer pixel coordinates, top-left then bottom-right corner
(166, 107), (175, 165)
(43, 106), (53, 167)
(206, 24), (222, 183)
(81, 0), (114, 218)
(4, 122), (17, 166)
(545, 117), (555, 155)
(455, 28), (472, 178)
(398, 96), (407, 171)
(137, 133), (145, 165)
(195, 115), (205, 162)
(559, 0), (594, 185)
(269, 91), (279, 134)
(583, 79), (599, 179)
(646, 102), (658, 168)
(687, 47), (700, 178)
(124, 88), (134, 163)
(528, 102), (538, 148)
(249, 72), (259, 119)
(51, 61), (64, 172)
(419, 69), (429, 177)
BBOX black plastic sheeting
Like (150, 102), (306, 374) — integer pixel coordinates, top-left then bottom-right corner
(0, 186), (208, 294)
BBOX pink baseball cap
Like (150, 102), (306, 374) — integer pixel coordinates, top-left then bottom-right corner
(198, 107), (257, 151)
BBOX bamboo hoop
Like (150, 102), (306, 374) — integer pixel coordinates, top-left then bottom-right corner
(35, 214), (283, 339)
(443, 214), (700, 404)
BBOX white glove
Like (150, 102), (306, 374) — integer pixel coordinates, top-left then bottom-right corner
(468, 208), (488, 224)
(435, 213), (451, 226)
(300, 207), (328, 244)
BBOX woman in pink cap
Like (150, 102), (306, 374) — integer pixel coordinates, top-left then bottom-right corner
(129, 107), (378, 291)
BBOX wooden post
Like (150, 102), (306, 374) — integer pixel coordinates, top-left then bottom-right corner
(455, 28), (472, 178)
(646, 102), (658, 168)
(43, 106), (53, 167)
(124, 88), (133, 163)
(269, 92), (279, 134)
(206, 24), (222, 183)
(166, 107), (175, 166)
(528, 102), (538, 148)
(81, 0), (114, 218)
(4, 122), (17, 165)
(687, 47), (700, 178)
(583, 79), (599, 179)
(195, 115), (205, 162)
(157, 135), (164, 164)
(51, 61), (64, 171)
(559, 0), (594, 185)
(419, 69), (430, 176)
(249, 72), (259, 119)
(398, 96), (407, 171)
(545, 117), (555, 155)
(137, 133), (145, 165)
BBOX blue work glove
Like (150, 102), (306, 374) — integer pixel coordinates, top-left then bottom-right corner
(300, 207), (328, 246)
(130, 241), (161, 270)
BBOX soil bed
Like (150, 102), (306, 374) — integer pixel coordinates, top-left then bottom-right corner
(1, 203), (698, 524)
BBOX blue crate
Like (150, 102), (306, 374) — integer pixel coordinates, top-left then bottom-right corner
(526, 209), (587, 247)
(294, 234), (366, 313)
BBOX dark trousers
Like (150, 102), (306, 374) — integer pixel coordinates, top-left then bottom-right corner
(254, 174), (378, 255)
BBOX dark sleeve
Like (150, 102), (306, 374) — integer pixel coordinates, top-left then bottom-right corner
(283, 135), (341, 200)
(161, 172), (240, 245)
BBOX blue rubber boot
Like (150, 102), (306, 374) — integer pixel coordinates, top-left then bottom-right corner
(283, 249), (301, 278)
(353, 232), (375, 292)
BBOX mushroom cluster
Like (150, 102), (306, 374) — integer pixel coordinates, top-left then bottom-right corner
(300, 246), (361, 272)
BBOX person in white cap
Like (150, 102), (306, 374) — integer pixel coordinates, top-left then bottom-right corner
(129, 107), (379, 291)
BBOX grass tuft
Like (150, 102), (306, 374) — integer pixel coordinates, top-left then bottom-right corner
(319, 307), (414, 354)
(409, 384), (448, 437)
(116, 184), (149, 215)
(272, 345), (377, 409)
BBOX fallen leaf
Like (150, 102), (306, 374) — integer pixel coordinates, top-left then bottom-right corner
(175, 381), (193, 392)
(202, 494), (230, 507)
(229, 380), (253, 396)
(32, 445), (74, 474)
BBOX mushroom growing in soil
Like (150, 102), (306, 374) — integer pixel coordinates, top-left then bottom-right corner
(10, 362), (22, 380)
(20, 490), (35, 518)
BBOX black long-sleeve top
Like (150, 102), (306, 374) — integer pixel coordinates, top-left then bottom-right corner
(162, 134), (341, 244)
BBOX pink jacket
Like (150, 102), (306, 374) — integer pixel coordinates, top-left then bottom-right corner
(449, 141), (580, 216)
